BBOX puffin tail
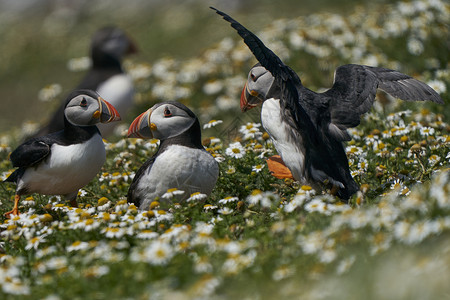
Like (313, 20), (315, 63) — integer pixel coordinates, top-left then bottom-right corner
(4, 169), (23, 184)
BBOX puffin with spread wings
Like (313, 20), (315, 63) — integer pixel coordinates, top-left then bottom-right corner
(211, 7), (443, 200)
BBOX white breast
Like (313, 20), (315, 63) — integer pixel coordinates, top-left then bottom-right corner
(96, 74), (134, 136)
(261, 98), (306, 182)
(134, 145), (219, 210)
(18, 133), (106, 197)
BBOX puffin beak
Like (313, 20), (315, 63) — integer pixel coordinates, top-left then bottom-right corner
(127, 109), (154, 139)
(240, 83), (259, 112)
(127, 38), (138, 55)
(98, 97), (121, 123)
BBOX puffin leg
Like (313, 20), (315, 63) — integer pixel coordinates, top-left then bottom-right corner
(4, 195), (21, 218)
(65, 191), (78, 208)
(329, 184), (340, 197)
(266, 155), (294, 179)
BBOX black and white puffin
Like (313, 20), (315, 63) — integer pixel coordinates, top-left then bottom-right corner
(127, 102), (219, 210)
(212, 7), (444, 200)
(4, 90), (120, 217)
(31, 26), (136, 138)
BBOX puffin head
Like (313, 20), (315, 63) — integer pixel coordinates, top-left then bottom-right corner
(241, 63), (276, 112)
(91, 26), (137, 67)
(127, 102), (197, 140)
(64, 90), (121, 126)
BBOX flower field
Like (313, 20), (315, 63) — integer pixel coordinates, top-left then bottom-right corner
(0, 0), (449, 299)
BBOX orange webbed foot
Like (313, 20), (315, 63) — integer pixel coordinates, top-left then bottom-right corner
(4, 195), (20, 218)
(266, 155), (294, 179)
(69, 199), (78, 208)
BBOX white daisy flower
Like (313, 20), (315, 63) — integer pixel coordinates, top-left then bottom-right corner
(226, 166), (236, 174)
(203, 119), (223, 129)
(161, 188), (185, 200)
(218, 207), (234, 215)
(140, 240), (175, 266)
(187, 192), (208, 202)
(67, 56), (91, 72)
(225, 142), (245, 159)
(218, 196), (239, 204)
(420, 126), (435, 136)
(252, 164), (265, 173)
(427, 79), (446, 94)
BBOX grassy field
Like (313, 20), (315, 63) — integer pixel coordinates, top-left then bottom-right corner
(0, 0), (449, 299)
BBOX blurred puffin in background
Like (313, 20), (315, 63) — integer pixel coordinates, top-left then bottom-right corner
(212, 7), (443, 201)
(3, 90), (120, 217)
(127, 102), (219, 210)
(30, 26), (137, 139)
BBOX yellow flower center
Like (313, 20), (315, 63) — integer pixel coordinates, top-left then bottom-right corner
(251, 189), (262, 196)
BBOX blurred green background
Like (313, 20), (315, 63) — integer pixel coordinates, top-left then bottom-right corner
(0, 0), (450, 137)
(0, 0), (403, 134)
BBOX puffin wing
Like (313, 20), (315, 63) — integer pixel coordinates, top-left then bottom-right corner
(211, 7), (318, 142)
(325, 64), (443, 134)
(10, 138), (51, 168)
(211, 7), (289, 80)
(127, 156), (156, 206)
(368, 65), (442, 103)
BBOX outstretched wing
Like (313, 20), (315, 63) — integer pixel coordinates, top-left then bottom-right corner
(9, 139), (51, 168)
(211, 7), (289, 81)
(371, 66), (442, 103)
(211, 7), (318, 143)
(325, 64), (443, 131)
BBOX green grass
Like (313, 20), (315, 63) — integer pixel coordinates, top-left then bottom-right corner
(0, 0), (449, 299)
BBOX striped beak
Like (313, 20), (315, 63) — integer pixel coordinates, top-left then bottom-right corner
(127, 109), (154, 139)
(240, 83), (259, 112)
(98, 97), (121, 123)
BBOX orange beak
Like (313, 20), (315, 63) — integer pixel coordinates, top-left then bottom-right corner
(99, 97), (121, 123)
(126, 37), (138, 55)
(240, 84), (249, 112)
(127, 109), (153, 139)
(240, 83), (259, 112)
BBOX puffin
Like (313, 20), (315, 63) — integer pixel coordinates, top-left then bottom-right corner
(3, 90), (120, 217)
(127, 102), (219, 210)
(211, 7), (444, 200)
(31, 26), (136, 138)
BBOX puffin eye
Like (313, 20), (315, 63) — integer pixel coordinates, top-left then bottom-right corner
(250, 73), (257, 82)
(80, 98), (88, 107)
(164, 107), (172, 117)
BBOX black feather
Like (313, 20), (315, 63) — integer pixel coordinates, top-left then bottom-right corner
(212, 8), (443, 200)
(211, 7), (318, 145)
